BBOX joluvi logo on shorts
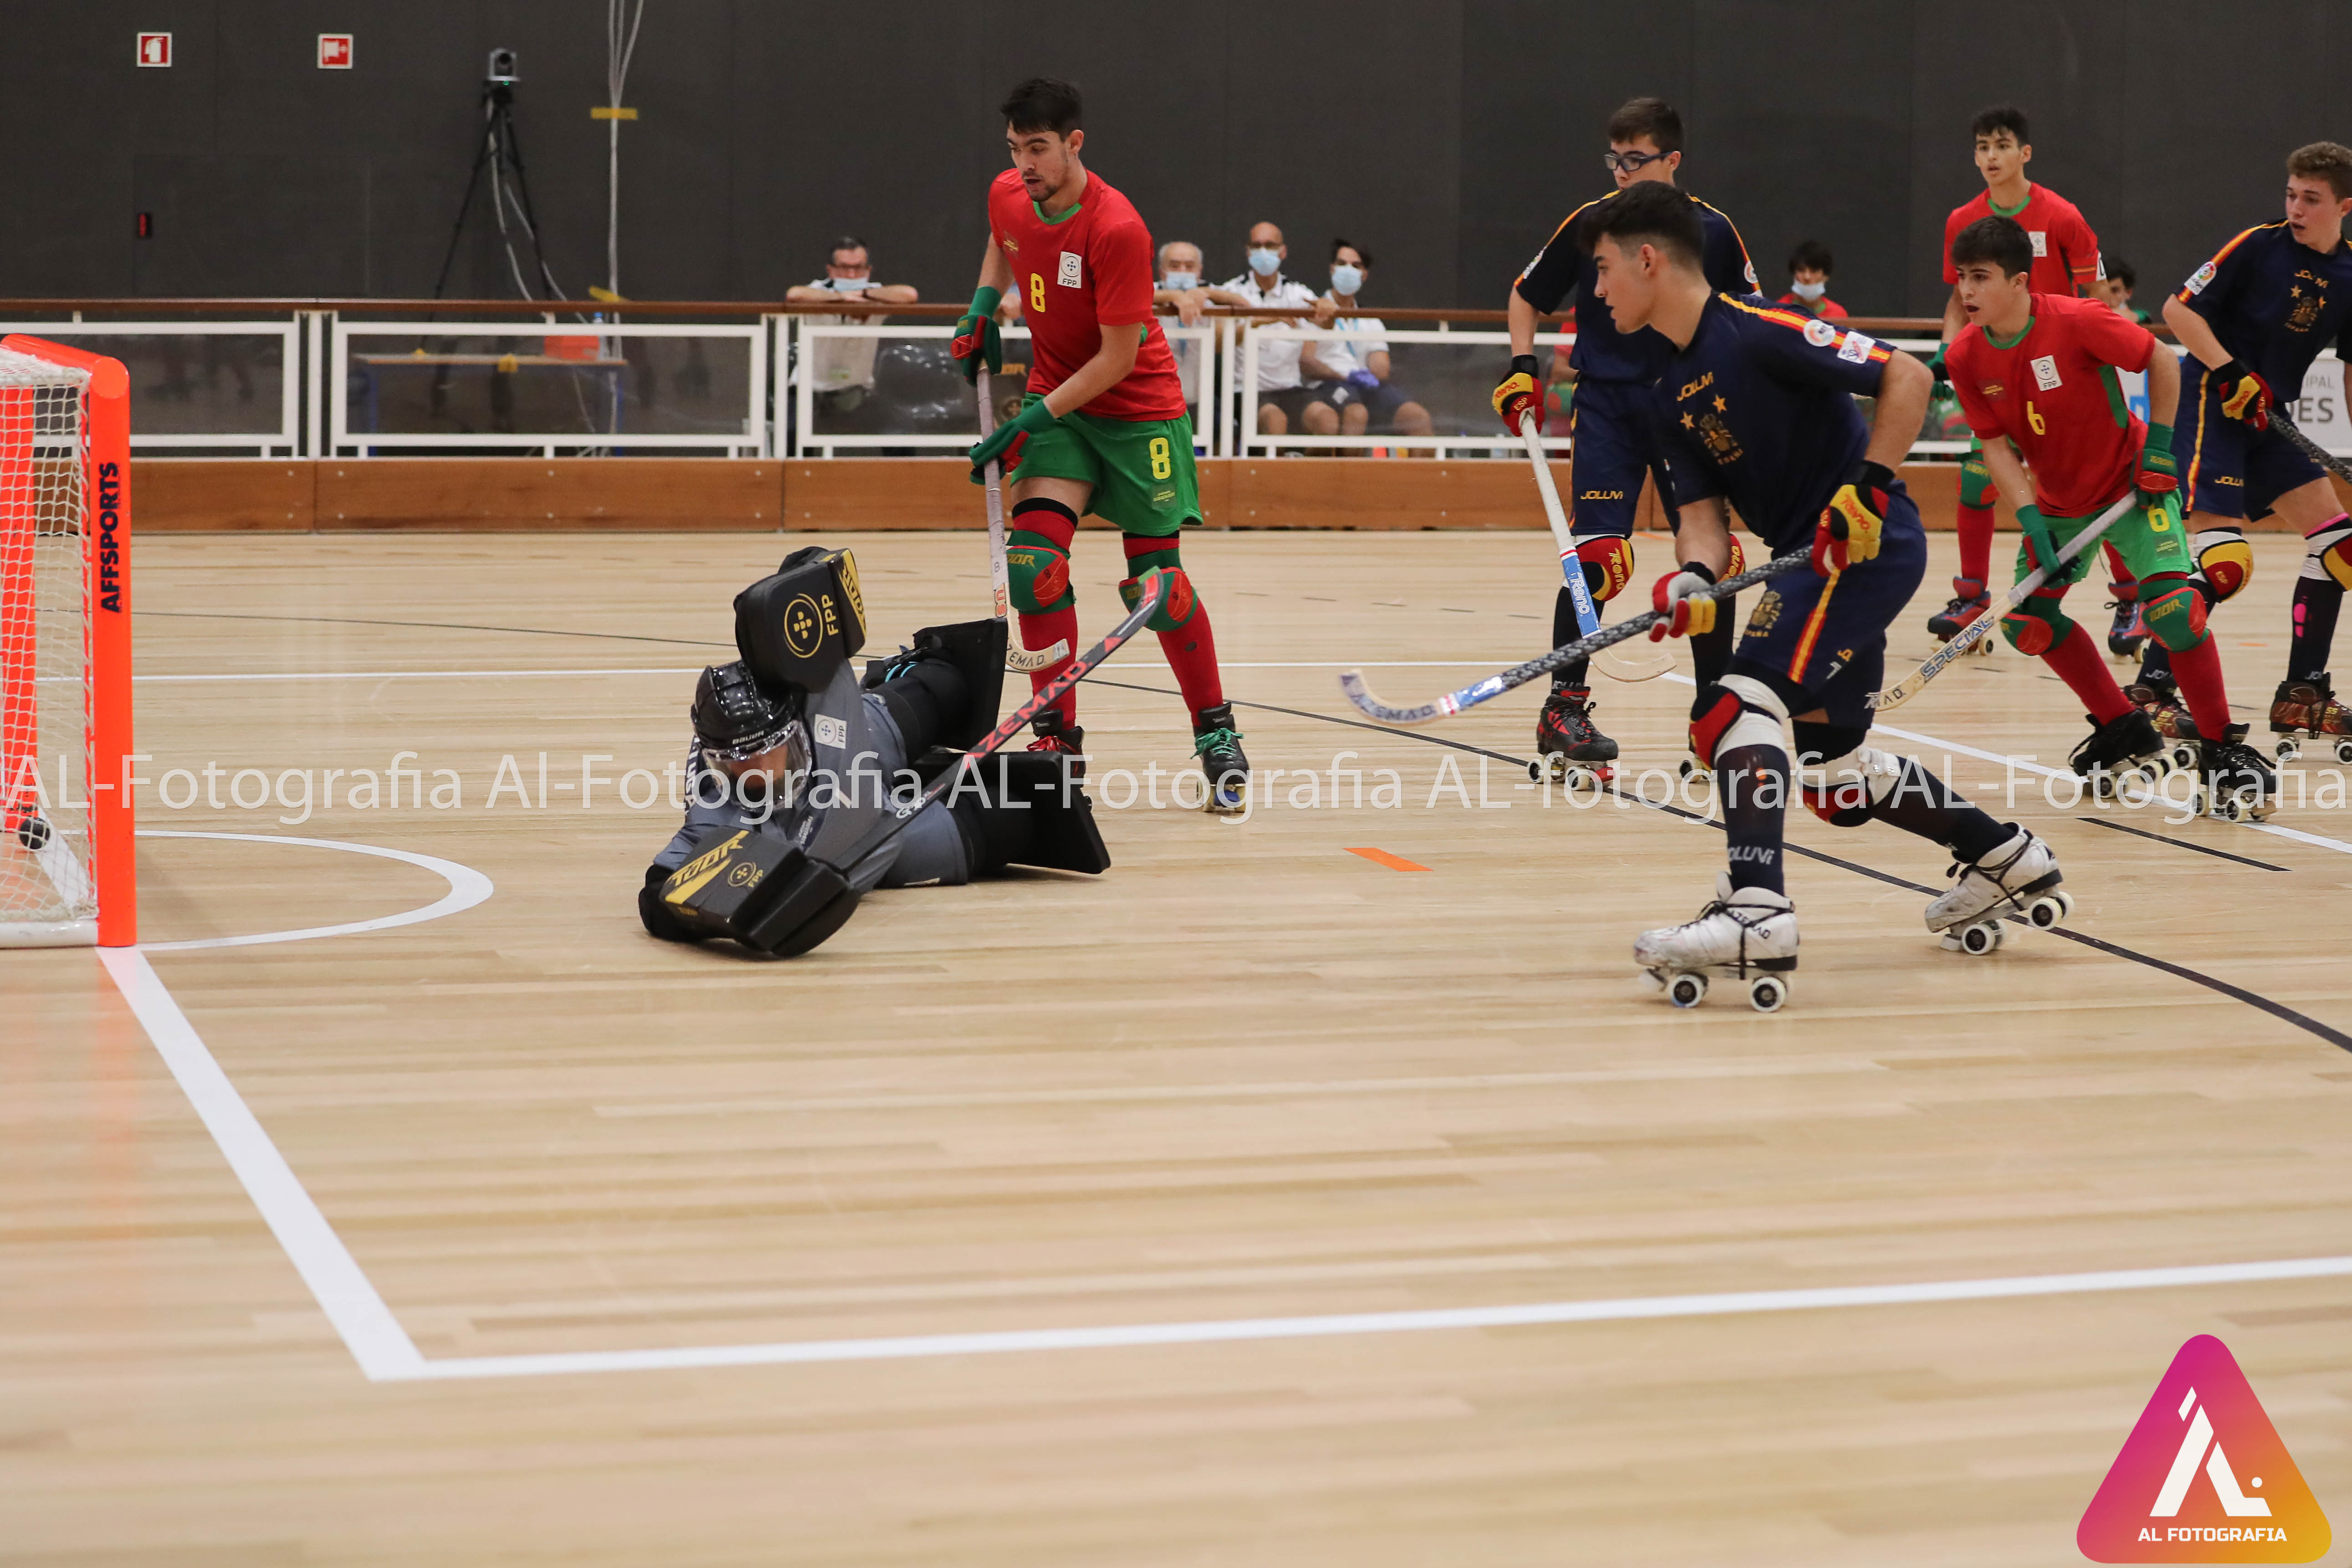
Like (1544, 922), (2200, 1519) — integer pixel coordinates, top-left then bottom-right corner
(2077, 1335), (2328, 1561)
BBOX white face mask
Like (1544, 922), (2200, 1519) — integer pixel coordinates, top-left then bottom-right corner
(1162, 270), (1199, 292)
(1329, 264), (1363, 297)
(830, 274), (871, 292)
(1789, 278), (1827, 301)
(1247, 246), (1281, 277)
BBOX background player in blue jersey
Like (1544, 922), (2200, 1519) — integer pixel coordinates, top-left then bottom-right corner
(2157, 142), (2352, 758)
(1494, 97), (1758, 778)
(1573, 185), (2072, 1009)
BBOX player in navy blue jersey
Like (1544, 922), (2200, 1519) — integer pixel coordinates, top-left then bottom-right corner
(1574, 184), (2072, 1009)
(1495, 97), (1758, 778)
(2156, 142), (2352, 758)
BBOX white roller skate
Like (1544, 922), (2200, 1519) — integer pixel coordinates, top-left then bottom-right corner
(1635, 874), (1798, 1013)
(1924, 828), (2072, 955)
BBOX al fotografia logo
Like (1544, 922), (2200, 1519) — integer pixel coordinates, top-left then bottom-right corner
(2078, 1336), (2329, 1562)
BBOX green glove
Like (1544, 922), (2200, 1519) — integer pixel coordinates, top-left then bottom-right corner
(1927, 343), (1950, 386)
(2016, 503), (2061, 575)
(969, 396), (1058, 478)
(2135, 421), (2179, 502)
(951, 287), (1003, 385)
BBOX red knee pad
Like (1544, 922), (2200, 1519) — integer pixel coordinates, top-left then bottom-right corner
(1801, 782), (1871, 826)
(1574, 535), (1635, 602)
(1688, 687), (1742, 767)
(2000, 610), (2055, 656)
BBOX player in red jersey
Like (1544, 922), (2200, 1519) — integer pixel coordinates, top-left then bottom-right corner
(953, 78), (1246, 812)
(1947, 216), (2276, 816)
(1927, 107), (2142, 654)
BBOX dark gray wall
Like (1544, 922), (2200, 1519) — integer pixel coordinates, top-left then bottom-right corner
(5, 1), (2347, 315)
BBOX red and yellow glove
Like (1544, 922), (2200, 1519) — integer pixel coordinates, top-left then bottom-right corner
(1648, 565), (1719, 641)
(1813, 460), (1896, 576)
(2212, 359), (2272, 430)
(1491, 354), (1543, 435)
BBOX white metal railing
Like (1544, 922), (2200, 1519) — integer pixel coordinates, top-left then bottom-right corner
(329, 318), (769, 457)
(784, 320), (1216, 458)
(8, 311), (2346, 462)
(0, 318), (303, 453)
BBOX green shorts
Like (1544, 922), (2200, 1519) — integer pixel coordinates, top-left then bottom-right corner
(2022, 492), (2193, 589)
(1007, 394), (1199, 538)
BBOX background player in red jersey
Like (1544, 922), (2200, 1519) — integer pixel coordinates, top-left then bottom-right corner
(953, 78), (1247, 812)
(1946, 216), (2275, 817)
(1927, 107), (2136, 651)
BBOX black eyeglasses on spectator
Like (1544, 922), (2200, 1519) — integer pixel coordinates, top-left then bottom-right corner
(1602, 149), (1670, 174)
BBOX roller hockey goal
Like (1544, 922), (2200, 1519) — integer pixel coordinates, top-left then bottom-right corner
(0, 335), (133, 947)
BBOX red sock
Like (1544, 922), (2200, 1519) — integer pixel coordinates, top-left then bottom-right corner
(1155, 602), (1225, 715)
(2102, 540), (2137, 592)
(1956, 503), (1994, 587)
(2169, 634), (2233, 739)
(2042, 621), (2132, 722)
(1012, 507), (1081, 727)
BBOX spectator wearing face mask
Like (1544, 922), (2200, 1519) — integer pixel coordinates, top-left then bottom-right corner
(1776, 239), (1848, 320)
(787, 236), (921, 413)
(1302, 240), (1434, 448)
(1153, 239), (1217, 405)
(1220, 221), (1337, 436)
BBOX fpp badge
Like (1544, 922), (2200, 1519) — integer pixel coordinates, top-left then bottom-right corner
(2077, 1335), (2329, 1561)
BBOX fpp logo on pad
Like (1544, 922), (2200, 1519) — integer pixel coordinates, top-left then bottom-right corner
(2078, 1335), (2329, 1562)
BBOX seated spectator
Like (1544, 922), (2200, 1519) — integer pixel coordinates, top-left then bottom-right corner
(2097, 258), (2152, 323)
(786, 236), (920, 415)
(1303, 240), (1433, 448)
(1776, 240), (1848, 319)
(1217, 222), (1334, 438)
(1153, 239), (1211, 406)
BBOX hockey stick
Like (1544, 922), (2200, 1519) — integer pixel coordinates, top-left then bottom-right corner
(1866, 489), (2139, 712)
(2268, 405), (2352, 487)
(1339, 549), (1815, 725)
(833, 568), (1166, 869)
(1518, 412), (1671, 683)
(978, 364), (1070, 673)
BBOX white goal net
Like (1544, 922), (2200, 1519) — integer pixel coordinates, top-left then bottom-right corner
(0, 346), (99, 943)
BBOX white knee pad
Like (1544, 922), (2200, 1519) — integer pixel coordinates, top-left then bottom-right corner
(1716, 674), (1789, 754)
(1824, 743), (1905, 806)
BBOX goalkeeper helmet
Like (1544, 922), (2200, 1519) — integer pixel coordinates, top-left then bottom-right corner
(692, 661), (808, 783)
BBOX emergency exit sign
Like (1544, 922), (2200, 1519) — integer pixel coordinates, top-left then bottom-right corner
(318, 33), (352, 68)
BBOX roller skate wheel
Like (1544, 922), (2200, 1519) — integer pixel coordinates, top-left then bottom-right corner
(1527, 757), (1550, 782)
(2168, 742), (2198, 773)
(1958, 920), (2002, 956)
(2335, 739), (2352, 765)
(2027, 891), (2072, 930)
(1677, 757), (1698, 780)
(2086, 770), (2116, 802)
(1747, 974), (1788, 1013)
(1970, 636), (1995, 657)
(1666, 972), (1708, 1009)
(2275, 737), (2301, 762)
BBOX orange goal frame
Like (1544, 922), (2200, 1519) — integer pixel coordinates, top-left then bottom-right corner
(2, 335), (134, 946)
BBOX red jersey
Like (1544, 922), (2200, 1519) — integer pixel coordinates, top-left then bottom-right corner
(1942, 184), (2102, 296)
(986, 168), (1186, 421)
(1947, 293), (2158, 518)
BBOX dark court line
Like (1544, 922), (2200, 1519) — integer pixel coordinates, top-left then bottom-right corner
(2075, 816), (2291, 872)
(1098, 675), (2352, 1056)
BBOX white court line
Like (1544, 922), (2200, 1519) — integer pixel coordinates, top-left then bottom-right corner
(1660, 671), (2352, 858)
(137, 831), (495, 951)
(98, 953), (2352, 1384)
(128, 660), (1512, 683)
(97, 948), (425, 1381)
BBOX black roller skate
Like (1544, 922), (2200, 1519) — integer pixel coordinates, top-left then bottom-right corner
(1192, 702), (1249, 815)
(1028, 707), (1086, 778)
(1926, 576), (1994, 652)
(2068, 708), (2168, 801)
(1530, 684), (1617, 788)
(2123, 678), (2202, 776)
(2270, 674), (2352, 765)
(2105, 584), (2147, 661)
(2196, 723), (2279, 822)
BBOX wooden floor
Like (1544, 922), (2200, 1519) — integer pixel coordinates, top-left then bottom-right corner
(7, 526), (2351, 1565)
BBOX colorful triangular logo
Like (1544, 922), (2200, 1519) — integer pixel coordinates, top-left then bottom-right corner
(2079, 1335), (2329, 1561)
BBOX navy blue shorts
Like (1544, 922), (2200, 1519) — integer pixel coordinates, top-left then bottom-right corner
(1729, 485), (1928, 728)
(1565, 377), (1675, 540)
(2181, 359), (2326, 520)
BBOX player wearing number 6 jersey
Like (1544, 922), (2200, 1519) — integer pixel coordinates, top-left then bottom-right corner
(1943, 215), (2265, 804)
(953, 77), (1247, 812)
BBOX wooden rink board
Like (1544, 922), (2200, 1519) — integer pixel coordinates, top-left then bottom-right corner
(6, 528), (2351, 1565)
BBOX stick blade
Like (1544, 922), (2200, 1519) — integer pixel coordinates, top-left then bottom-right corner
(1338, 670), (1443, 726)
(1004, 638), (1071, 672)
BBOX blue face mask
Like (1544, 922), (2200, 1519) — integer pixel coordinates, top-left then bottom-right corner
(1790, 278), (1827, 301)
(1329, 264), (1363, 297)
(1247, 247), (1281, 277)
(1162, 270), (1198, 292)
